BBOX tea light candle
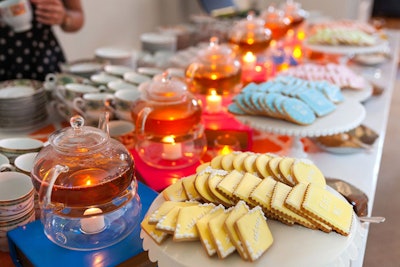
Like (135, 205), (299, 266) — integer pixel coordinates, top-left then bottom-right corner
(162, 135), (182, 160)
(81, 207), (105, 234)
(214, 134), (240, 156)
(206, 90), (222, 113)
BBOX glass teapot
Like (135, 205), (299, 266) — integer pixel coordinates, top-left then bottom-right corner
(31, 114), (141, 251)
(131, 72), (206, 169)
(228, 11), (272, 56)
(185, 37), (242, 96)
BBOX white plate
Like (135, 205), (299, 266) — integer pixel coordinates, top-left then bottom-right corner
(141, 187), (365, 267)
(234, 98), (365, 138)
(341, 80), (373, 103)
(303, 37), (389, 55)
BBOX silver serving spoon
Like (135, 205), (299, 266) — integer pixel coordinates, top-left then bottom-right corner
(359, 216), (386, 223)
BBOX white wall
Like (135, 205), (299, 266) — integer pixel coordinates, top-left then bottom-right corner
(54, 0), (203, 61)
(55, 0), (373, 62)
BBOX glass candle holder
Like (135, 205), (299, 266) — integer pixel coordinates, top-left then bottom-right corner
(213, 134), (241, 156)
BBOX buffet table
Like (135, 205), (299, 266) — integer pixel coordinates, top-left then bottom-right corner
(0, 26), (399, 267)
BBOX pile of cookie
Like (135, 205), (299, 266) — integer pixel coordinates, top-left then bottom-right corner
(307, 19), (378, 46)
(281, 63), (368, 90)
(228, 75), (343, 125)
(307, 28), (376, 46)
(141, 152), (354, 262)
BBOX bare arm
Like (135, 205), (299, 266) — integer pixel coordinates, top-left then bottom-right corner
(30, 0), (84, 32)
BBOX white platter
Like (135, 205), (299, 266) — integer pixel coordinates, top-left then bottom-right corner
(141, 188), (367, 267)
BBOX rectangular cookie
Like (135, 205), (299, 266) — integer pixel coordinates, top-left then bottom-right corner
(302, 183), (353, 236)
(235, 206), (274, 262)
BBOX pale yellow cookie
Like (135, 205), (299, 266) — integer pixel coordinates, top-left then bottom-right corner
(196, 205), (226, 257)
(216, 169), (244, 201)
(148, 200), (198, 224)
(271, 182), (316, 229)
(255, 153), (274, 178)
(267, 156), (286, 183)
(302, 184), (353, 236)
(292, 159), (326, 188)
(209, 208), (236, 259)
(233, 172), (262, 205)
(181, 174), (202, 201)
(173, 203), (215, 241)
(232, 152), (251, 172)
(196, 162), (210, 173)
(243, 153), (259, 175)
(285, 183), (332, 232)
(278, 157), (296, 186)
(220, 152), (239, 171)
(249, 176), (278, 218)
(210, 154), (224, 169)
(162, 179), (188, 202)
(141, 215), (169, 244)
(194, 167), (218, 203)
(224, 201), (250, 260)
(235, 206), (274, 262)
(207, 170), (235, 206)
(156, 206), (182, 233)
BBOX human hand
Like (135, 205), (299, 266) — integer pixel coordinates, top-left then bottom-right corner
(30, 0), (67, 26)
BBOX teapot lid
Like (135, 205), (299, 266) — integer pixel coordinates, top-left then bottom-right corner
(197, 37), (236, 64)
(143, 72), (188, 102)
(49, 115), (108, 154)
(229, 11), (271, 43)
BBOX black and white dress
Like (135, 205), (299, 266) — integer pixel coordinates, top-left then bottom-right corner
(0, 5), (66, 82)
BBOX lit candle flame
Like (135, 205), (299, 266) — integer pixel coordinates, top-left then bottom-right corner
(243, 51), (256, 63)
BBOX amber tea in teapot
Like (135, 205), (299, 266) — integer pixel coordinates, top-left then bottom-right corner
(185, 37), (242, 96)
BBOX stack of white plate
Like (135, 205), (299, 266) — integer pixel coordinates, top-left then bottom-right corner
(0, 79), (48, 132)
(0, 171), (35, 252)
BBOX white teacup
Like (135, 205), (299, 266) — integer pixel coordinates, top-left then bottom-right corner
(14, 152), (37, 175)
(90, 72), (121, 86)
(105, 89), (141, 121)
(57, 83), (99, 102)
(0, 137), (43, 163)
(0, 153), (14, 172)
(109, 120), (135, 149)
(72, 92), (114, 125)
(0, 0), (32, 32)
(123, 71), (151, 86)
(107, 80), (138, 92)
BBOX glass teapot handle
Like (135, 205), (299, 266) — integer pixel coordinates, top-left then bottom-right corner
(38, 164), (69, 209)
(135, 107), (153, 137)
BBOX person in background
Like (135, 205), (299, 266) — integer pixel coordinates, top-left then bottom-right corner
(0, 0), (84, 81)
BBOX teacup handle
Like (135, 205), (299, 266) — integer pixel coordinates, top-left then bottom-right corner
(104, 96), (116, 113)
(72, 97), (86, 116)
(55, 102), (72, 121)
(135, 107), (153, 138)
(44, 73), (58, 90)
(0, 163), (16, 172)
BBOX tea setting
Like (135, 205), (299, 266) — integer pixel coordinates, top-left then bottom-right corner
(0, 1), (397, 266)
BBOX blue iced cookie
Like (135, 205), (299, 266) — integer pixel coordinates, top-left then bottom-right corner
(228, 102), (247, 115)
(314, 80), (344, 103)
(281, 98), (316, 125)
(296, 88), (336, 117)
(241, 82), (259, 94)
